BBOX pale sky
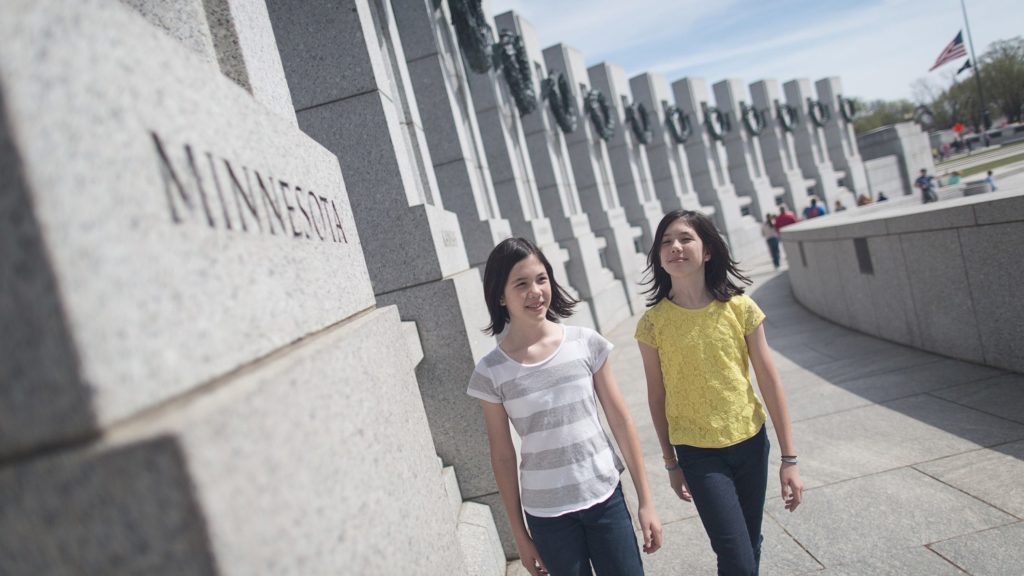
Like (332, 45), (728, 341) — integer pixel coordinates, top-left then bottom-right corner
(488, 0), (1023, 103)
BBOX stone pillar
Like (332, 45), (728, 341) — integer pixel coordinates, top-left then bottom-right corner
(588, 62), (664, 249)
(495, 11), (630, 332)
(784, 78), (853, 209)
(544, 44), (645, 314)
(858, 121), (936, 197)
(459, 5), (595, 329)
(749, 78), (816, 214)
(629, 72), (712, 215)
(712, 78), (784, 221)
(816, 76), (869, 200)
(391, 0), (511, 271)
(0, 1), (463, 573)
(267, 0), (499, 557)
(672, 77), (762, 262)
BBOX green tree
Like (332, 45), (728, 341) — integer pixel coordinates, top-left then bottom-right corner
(978, 36), (1024, 123)
(853, 98), (916, 134)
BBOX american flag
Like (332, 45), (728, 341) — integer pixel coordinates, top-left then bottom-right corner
(929, 31), (968, 72)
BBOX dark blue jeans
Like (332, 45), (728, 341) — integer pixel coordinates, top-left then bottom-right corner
(675, 426), (770, 576)
(525, 483), (644, 576)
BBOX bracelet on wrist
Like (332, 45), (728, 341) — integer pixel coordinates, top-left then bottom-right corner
(780, 456), (799, 465)
(664, 461), (680, 471)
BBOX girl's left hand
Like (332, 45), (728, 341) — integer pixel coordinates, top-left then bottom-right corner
(638, 504), (663, 553)
(780, 464), (804, 512)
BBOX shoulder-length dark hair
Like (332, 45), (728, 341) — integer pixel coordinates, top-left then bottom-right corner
(482, 237), (578, 335)
(640, 210), (751, 307)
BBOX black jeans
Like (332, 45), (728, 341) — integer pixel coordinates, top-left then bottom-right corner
(675, 426), (770, 576)
(525, 483), (644, 576)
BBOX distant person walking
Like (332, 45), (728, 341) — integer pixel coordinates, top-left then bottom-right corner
(834, 199), (846, 212)
(636, 210), (803, 576)
(915, 169), (938, 203)
(761, 214), (781, 269)
(802, 197), (825, 219)
(986, 170), (997, 191)
(774, 205), (798, 230)
(468, 237), (662, 576)
(947, 171), (961, 185)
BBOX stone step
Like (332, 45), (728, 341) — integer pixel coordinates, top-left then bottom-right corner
(457, 502), (507, 576)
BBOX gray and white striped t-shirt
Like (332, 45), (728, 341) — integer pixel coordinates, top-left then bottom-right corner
(467, 325), (624, 517)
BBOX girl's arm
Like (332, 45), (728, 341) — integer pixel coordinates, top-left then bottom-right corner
(594, 359), (663, 553)
(746, 323), (804, 512)
(479, 400), (548, 576)
(638, 342), (692, 502)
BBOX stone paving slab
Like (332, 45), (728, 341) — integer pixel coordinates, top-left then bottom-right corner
(931, 372), (1024, 425)
(791, 395), (1024, 488)
(797, 546), (967, 575)
(929, 522), (1024, 576)
(915, 439), (1024, 518)
(767, 467), (1015, 567)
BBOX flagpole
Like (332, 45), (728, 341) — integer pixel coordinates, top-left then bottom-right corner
(960, 0), (990, 130)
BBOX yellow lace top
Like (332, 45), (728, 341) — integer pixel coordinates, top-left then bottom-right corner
(635, 294), (766, 448)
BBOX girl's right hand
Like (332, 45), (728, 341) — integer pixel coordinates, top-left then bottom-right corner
(669, 468), (693, 502)
(516, 537), (548, 576)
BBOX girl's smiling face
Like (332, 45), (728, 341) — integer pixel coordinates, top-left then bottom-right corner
(501, 254), (551, 324)
(659, 218), (709, 277)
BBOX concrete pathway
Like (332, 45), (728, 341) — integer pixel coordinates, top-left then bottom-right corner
(596, 252), (1024, 575)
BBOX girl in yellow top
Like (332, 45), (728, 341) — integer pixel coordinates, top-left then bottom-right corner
(635, 210), (803, 575)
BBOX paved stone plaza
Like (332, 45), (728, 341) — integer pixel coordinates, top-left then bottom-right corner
(588, 246), (1024, 576)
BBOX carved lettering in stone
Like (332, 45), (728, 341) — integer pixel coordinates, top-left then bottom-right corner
(441, 230), (458, 247)
(152, 131), (348, 243)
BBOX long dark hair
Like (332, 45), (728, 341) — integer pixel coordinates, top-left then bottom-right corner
(640, 210), (751, 307)
(482, 237), (578, 335)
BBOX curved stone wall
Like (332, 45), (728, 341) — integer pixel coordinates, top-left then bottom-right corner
(781, 191), (1024, 374)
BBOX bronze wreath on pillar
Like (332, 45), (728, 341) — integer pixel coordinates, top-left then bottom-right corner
(837, 94), (857, 123)
(664, 103), (692, 144)
(807, 97), (831, 128)
(585, 88), (616, 142)
(542, 71), (578, 133)
(702, 102), (731, 141)
(494, 30), (536, 116)
(740, 101), (766, 136)
(449, 0), (493, 73)
(775, 99), (799, 132)
(625, 100), (652, 145)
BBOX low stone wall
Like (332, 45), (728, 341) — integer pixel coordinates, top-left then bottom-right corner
(781, 191), (1024, 374)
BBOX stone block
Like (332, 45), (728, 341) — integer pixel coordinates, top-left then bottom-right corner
(120, 0), (217, 63)
(899, 230), (985, 363)
(458, 502), (507, 576)
(0, 0), (373, 456)
(864, 235), (921, 346)
(0, 307), (466, 575)
(203, 0), (297, 124)
(973, 190), (1024, 224)
(959, 222), (1024, 372)
(768, 467), (1014, 567)
(265, 0), (386, 109)
(885, 202), (976, 234)
(442, 465), (463, 523)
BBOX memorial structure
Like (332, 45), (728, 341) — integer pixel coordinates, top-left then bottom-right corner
(784, 78), (853, 209)
(629, 72), (713, 216)
(392, 0), (511, 271)
(816, 76), (870, 199)
(0, 0), (477, 573)
(858, 121), (936, 198)
(460, 10), (595, 328)
(588, 62), (664, 248)
(749, 78), (816, 214)
(672, 77), (762, 261)
(544, 44), (645, 313)
(713, 78), (785, 220)
(267, 0), (505, 565)
(495, 10), (630, 332)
